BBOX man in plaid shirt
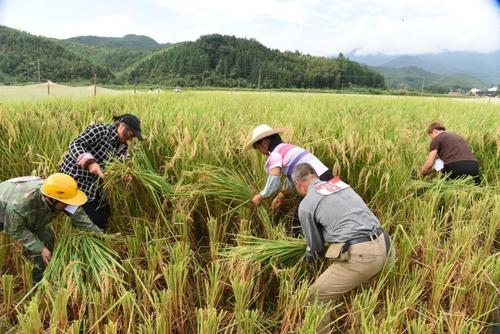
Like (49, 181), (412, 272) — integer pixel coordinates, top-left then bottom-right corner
(60, 114), (143, 229)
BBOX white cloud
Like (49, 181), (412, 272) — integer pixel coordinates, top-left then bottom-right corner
(156, 0), (500, 55)
(90, 14), (153, 37)
(317, 0), (500, 55)
(156, 0), (315, 26)
(56, 14), (154, 38)
(1, 0), (499, 55)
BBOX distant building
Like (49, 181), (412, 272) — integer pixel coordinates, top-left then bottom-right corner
(469, 86), (498, 97)
(486, 86), (498, 96)
(468, 88), (481, 96)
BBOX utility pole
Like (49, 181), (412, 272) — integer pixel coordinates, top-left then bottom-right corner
(257, 66), (262, 89)
(37, 60), (41, 82)
(421, 77), (425, 95)
(93, 70), (97, 97)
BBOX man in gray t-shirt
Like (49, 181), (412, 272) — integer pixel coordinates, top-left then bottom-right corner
(292, 163), (394, 334)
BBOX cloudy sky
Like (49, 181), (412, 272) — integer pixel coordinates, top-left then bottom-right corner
(0, 0), (499, 56)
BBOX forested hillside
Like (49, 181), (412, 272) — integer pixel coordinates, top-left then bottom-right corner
(0, 26), (113, 83)
(127, 34), (386, 89)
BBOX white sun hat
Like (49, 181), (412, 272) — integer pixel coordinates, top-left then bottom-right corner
(244, 124), (289, 151)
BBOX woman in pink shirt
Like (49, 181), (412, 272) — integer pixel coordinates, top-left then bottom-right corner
(245, 124), (332, 235)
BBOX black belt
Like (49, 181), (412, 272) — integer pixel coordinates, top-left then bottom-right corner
(341, 227), (390, 255)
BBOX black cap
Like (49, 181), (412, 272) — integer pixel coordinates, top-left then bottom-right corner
(115, 114), (143, 140)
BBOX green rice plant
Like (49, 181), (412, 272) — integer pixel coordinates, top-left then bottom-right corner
(150, 290), (172, 334)
(48, 288), (70, 332)
(16, 296), (43, 334)
(65, 319), (86, 334)
(160, 241), (193, 333)
(236, 309), (268, 334)
(204, 262), (224, 308)
(222, 235), (306, 271)
(376, 268), (428, 332)
(103, 320), (118, 334)
(1, 275), (14, 313)
(207, 218), (229, 260)
(173, 211), (194, 243)
(120, 291), (137, 334)
(20, 259), (32, 293)
(277, 277), (312, 333)
(196, 307), (227, 334)
(238, 218), (252, 237)
(144, 237), (168, 273)
(194, 163), (257, 206)
(0, 235), (14, 272)
(42, 231), (127, 294)
(300, 301), (335, 334)
(230, 262), (257, 316)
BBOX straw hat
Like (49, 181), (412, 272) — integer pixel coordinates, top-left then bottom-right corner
(244, 124), (288, 151)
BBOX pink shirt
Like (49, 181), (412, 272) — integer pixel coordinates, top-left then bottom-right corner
(264, 143), (328, 178)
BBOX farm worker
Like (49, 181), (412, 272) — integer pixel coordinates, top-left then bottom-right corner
(244, 124), (332, 236)
(0, 174), (101, 283)
(419, 122), (480, 185)
(291, 163), (394, 334)
(60, 114), (143, 230)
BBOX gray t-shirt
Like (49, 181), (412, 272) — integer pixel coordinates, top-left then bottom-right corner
(298, 178), (380, 258)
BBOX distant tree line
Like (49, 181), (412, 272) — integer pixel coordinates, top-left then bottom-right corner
(0, 27), (385, 90)
(0, 26), (113, 83)
(127, 34), (386, 89)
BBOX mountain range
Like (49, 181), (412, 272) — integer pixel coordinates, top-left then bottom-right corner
(0, 26), (384, 89)
(348, 51), (500, 86)
(1, 25), (497, 92)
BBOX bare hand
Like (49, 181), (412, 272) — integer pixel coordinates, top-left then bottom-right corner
(41, 247), (52, 265)
(252, 194), (264, 206)
(270, 193), (284, 210)
(88, 162), (104, 178)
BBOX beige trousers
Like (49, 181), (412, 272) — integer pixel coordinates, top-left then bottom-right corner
(310, 233), (395, 333)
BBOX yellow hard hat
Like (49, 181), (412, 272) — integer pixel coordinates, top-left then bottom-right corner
(40, 173), (87, 206)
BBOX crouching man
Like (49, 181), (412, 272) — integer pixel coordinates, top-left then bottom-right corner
(0, 173), (102, 283)
(292, 164), (395, 333)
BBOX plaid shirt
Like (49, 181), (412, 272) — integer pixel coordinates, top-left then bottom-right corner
(60, 123), (128, 201)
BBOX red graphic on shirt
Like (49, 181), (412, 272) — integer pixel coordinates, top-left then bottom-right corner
(314, 176), (349, 195)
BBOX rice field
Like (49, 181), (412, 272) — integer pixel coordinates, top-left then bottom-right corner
(0, 91), (499, 333)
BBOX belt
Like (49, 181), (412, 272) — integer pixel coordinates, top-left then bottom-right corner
(341, 227), (391, 255)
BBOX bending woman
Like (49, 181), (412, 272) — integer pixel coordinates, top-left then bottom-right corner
(245, 124), (332, 235)
(60, 114), (143, 230)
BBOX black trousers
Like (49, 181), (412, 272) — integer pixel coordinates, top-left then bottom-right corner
(81, 197), (111, 230)
(291, 169), (333, 237)
(443, 160), (480, 185)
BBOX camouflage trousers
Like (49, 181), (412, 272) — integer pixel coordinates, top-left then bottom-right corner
(23, 226), (55, 284)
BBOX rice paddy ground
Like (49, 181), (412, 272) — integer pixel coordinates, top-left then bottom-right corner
(0, 91), (498, 333)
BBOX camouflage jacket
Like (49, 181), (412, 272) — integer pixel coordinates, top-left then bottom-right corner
(0, 176), (102, 253)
